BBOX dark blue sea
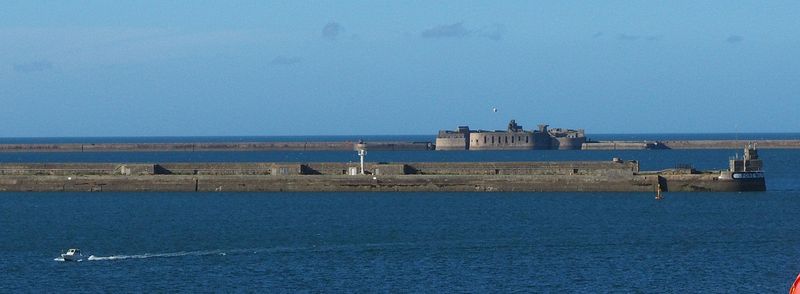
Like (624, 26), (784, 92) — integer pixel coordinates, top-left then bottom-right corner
(2, 135), (800, 292)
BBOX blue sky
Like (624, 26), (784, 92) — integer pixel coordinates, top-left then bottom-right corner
(1, 1), (798, 136)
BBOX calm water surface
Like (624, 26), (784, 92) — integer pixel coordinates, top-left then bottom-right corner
(4, 192), (800, 292)
(2, 135), (799, 292)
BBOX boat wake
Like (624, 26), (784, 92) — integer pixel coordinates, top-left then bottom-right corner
(87, 249), (228, 261)
(64, 242), (439, 263)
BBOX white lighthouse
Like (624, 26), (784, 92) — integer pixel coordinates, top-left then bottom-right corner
(355, 141), (368, 175)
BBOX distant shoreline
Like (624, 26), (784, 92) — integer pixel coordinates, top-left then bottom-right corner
(0, 132), (798, 145)
(0, 139), (798, 152)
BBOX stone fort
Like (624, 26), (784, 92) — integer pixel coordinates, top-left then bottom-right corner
(436, 120), (586, 150)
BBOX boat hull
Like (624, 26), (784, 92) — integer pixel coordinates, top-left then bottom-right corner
(61, 254), (81, 261)
(660, 172), (766, 192)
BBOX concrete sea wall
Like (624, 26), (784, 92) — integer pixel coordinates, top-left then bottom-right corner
(656, 140), (800, 149)
(0, 161), (640, 176)
(0, 174), (757, 193)
(583, 140), (800, 150)
(0, 161), (762, 192)
(0, 174), (660, 193)
(582, 141), (656, 150)
(0, 141), (434, 152)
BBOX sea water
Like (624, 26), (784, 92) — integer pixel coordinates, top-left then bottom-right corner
(1, 135), (800, 292)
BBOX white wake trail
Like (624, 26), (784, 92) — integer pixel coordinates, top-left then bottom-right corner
(87, 249), (228, 261)
(65, 245), (316, 263)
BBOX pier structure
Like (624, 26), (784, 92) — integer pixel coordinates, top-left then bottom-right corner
(0, 147), (765, 193)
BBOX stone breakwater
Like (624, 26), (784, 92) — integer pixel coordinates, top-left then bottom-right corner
(582, 140), (800, 150)
(0, 161), (765, 192)
(0, 139), (797, 152)
(0, 141), (434, 152)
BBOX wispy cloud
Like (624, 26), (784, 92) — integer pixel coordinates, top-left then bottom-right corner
(482, 24), (506, 41)
(617, 34), (640, 41)
(322, 22), (343, 40)
(592, 32), (604, 38)
(12, 60), (52, 73)
(270, 56), (301, 66)
(617, 34), (660, 41)
(726, 35), (743, 44)
(421, 22), (471, 39)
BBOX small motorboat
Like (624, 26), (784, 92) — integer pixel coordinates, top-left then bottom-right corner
(61, 248), (84, 261)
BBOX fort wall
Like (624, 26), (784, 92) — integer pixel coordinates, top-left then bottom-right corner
(435, 127), (470, 150)
(468, 132), (535, 150)
(552, 137), (587, 150)
(434, 136), (469, 150)
(436, 120), (587, 151)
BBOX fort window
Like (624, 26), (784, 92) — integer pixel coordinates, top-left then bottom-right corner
(505, 136), (508, 144)
(491, 136), (494, 144)
(484, 137), (487, 144)
(511, 136), (514, 143)
(526, 136), (529, 143)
